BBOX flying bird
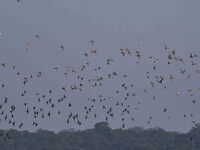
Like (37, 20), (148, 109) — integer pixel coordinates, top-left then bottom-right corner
(60, 45), (64, 51)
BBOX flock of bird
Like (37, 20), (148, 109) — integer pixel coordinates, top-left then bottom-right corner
(0, 31), (200, 129)
(1, 30), (200, 143)
(0, 2), (198, 149)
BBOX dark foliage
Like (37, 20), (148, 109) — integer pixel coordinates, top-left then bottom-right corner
(0, 122), (199, 150)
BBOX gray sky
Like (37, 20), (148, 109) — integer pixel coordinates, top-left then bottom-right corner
(1, 0), (200, 133)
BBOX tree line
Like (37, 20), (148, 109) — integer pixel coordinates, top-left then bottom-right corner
(0, 122), (200, 150)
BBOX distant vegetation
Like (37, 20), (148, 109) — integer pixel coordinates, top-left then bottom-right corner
(0, 122), (200, 150)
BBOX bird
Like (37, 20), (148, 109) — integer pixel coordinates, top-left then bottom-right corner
(90, 40), (94, 46)
(90, 48), (97, 55)
(164, 43), (168, 50)
(60, 45), (64, 51)
(35, 34), (40, 39)
(26, 43), (31, 51)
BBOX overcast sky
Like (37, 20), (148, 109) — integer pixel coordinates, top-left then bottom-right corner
(1, 0), (200, 133)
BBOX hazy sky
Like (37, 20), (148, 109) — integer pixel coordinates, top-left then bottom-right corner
(1, 0), (200, 133)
